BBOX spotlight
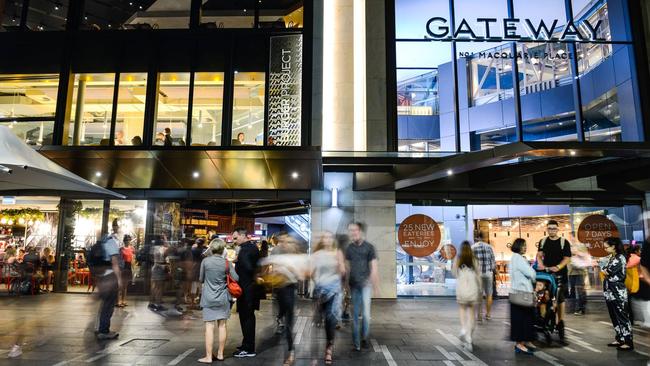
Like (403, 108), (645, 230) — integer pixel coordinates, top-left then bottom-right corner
(193, 171), (200, 178)
(447, 169), (453, 176)
(291, 172), (299, 179)
(95, 171), (102, 177)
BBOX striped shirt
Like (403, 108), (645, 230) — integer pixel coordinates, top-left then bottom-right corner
(471, 241), (496, 275)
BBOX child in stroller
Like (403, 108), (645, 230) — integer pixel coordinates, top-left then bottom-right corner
(535, 271), (558, 345)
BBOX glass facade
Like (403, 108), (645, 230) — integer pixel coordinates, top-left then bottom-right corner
(154, 73), (191, 146)
(232, 72), (266, 146)
(191, 72), (225, 146)
(67, 73), (116, 146)
(0, 74), (59, 146)
(396, 204), (646, 297)
(395, 0), (643, 151)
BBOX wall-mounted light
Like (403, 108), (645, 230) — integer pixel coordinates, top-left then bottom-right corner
(331, 188), (338, 208)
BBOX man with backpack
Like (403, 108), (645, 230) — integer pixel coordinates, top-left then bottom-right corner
(90, 219), (122, 340)
(536, 220), (571, 343)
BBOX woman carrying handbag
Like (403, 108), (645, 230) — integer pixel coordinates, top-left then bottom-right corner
(198, 238), (239, 363)
(509, 238), (537, 355)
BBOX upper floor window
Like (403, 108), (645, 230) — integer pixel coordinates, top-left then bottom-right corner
(201, 0), (304, 29)
(65, 72), (147, 146)
(1, 0), (69, 31)
(83, 1), (191, 30)
(0, 74), (59, 145)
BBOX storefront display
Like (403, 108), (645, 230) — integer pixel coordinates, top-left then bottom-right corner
(396, 204), (646, 297)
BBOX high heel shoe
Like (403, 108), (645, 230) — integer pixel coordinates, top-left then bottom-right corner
(514, 345), (534, 355)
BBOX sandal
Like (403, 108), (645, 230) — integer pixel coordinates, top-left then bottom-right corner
(325, 346), (333, 364)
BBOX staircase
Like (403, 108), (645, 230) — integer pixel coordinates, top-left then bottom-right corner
(284, 214), (311, 243)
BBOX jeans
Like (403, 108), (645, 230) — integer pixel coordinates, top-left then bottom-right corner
(351, 285), (372, 348)
(97, 273), (118, 334)
(276, 284), (296, 351)
(569, 273), (587, 312)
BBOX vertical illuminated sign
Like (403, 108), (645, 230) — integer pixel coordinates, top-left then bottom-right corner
(268, 34), (303, 146)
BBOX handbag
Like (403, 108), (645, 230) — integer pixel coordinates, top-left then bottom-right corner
(509, 290), (535, 307)
(225, 259), (242, 298)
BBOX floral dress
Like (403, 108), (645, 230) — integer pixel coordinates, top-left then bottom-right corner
(602, 254), (633, 345)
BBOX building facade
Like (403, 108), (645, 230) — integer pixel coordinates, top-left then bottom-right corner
(1, 0), (650, 297)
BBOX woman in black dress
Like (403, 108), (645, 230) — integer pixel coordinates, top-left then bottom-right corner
(601, 237), (633, 350)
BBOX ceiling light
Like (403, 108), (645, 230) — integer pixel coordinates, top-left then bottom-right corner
(95, 171), (102, 177)
(54, 3), (61, 10)
(570, 150), (576, 156)
(193, 171), (200, 178)
(447, 169), (453, 176)
(291, 172), (299, 179)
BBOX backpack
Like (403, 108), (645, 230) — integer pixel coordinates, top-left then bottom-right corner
(626, 266), (640, 294)
(88, 236), (111, 276)
(456, 265), (480, 304)
(539, 236), (565, 251)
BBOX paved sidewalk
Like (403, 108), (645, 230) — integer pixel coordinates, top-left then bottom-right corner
(0, 293), (649, 365)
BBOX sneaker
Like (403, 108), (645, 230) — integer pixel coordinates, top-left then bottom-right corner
(96, 331), (119, 340)
(148, 303), (158, 311)
(233, 350), (256, 358)
(7, 345), (22, 358)
(361, 339), (370, 349)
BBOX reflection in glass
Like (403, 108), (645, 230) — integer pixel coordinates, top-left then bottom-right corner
(396, 41), (452, 152)
(83, 1), (189, 30)
(68, 73), (116, 146)
(109, 200), (147, 249)
(0, 74), (59, 145)
(154, 73), (190, 146)
(115, 73), (147, 146)
(232, 72), (265, 146)
(191, 73), (224, 146)
(583, 89), (620, 141)
(467, 44), (514, 106)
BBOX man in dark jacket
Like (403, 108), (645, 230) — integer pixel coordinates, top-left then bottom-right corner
(232, 227), (260, 358)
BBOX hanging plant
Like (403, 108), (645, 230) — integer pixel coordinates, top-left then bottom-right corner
(0, 208), (45, 224)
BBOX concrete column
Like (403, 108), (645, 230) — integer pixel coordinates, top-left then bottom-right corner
(311, 173), (397, 299)
(366, 0), (388, 151)
(72, 78), (86, 145)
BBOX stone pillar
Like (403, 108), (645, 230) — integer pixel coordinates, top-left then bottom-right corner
(311, 173), (397, 298)
(366, 0), (388, 151)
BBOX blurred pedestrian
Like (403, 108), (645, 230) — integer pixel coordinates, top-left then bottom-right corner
(471, 232), (495, 321)
(95, 219), (122, 340)
(117, 235), (135, 307)
(148, 235), (169, 312)
(311, 231), (346, 364)
(40, 247), (55, 292)
(569, 242), (591, 316)
(509, 238), (536, 355)
(601, 237), (633, 350)
(197, 238), (238, 363)
(260, 232), (309, 365)
(454, 241), (481, 351)
(345, 222), (379, 351)
(232, 228), (260, 358)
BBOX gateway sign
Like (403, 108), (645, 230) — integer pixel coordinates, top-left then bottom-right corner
(425, 17), (604, 41)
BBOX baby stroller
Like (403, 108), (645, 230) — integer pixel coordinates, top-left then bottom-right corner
(534, 271), (560, 345)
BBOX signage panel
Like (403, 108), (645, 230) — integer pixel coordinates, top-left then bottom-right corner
(268, 34), (303, 146)
(398, 214), (442, 257)
(577, 214), (620, 257)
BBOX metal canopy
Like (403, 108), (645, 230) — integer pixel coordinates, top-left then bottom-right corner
(38, 147), (322, 191)
(0, 126), (125, 198)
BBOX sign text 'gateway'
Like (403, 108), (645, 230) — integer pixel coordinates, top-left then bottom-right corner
(425, 17), (604, 41)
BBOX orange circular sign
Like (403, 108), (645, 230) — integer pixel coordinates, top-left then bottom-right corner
(577, 214), (620, 257)
(398, 214), (441, 257)
(439, 244), (457, 260)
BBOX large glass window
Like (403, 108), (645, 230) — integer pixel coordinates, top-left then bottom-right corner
(201, 1), (304, 29)
(0, 74), (59, 145)
(191, 72), (224, 146)
(67, 73), (116, 146)
(1, 0), (69, 31)
(115, 73), (147, 146)
(232, 72), (265, 146)
(395, 0), (642, 150)
(154, 73), (190, 146)
(83, 1), (190, 30)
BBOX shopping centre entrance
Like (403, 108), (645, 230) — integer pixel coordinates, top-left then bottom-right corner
(396, 203), (646, 297)
(0, 196), (310, 294)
